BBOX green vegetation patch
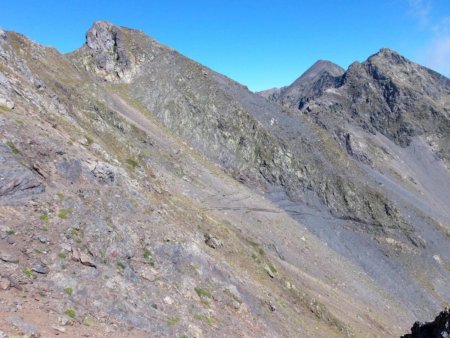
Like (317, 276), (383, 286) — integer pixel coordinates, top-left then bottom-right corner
(64, 287), (73, 296)
(125, 158), (139, 169)
(65, 308), (76, 318)
(6, 141), (20, 154)
(194, 287), (212, 299)
(116, 261), (126, 271)
(57, 209), (71, 219)
(23, 267), (33, 278)
(143, 249), (152, 260)
(39, 212), (49, 221)
(167, 316), (180, 326)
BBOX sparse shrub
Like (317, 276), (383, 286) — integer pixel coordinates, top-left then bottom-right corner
(64, 287), (73, 296)
(65, 308), (76, 318)
(39, 212), (49, 221)
(125, 158), (139, 169)
(85, 135), (94, 145)
(116, 261), (125, 270)
(23, 267), (33, 277)
(204, 315), (217, 325)
(58, 252), (67, 259)
(143, 249), (151, 260)
(194, 287), (212, 299)
(6, 141), (20, 154)
(224, 288), (241, 303)
(167, 316), (179, 326)
(58, 209), (70, 219)
(268, 262), (278, 274)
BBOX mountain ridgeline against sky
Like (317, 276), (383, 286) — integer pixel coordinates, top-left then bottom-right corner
(0, 21), (449, 337)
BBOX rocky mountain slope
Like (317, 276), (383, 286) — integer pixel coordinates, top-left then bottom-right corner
(0, 21), (449, 337)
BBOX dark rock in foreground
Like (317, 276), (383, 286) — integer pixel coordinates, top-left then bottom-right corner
(402, 309), (450, 338)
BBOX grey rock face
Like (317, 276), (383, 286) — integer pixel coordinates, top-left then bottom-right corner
(57, 159), (82, 183)
(31, 260), (49, 274)
(259, 60), (345, 108)
(90, 161), (115, 184)
(0, 28), (6, 61)
(0, 145), (44, 199)
(0, 71), (15, 109)
(257, 87), (285, 101)
(78, 21), (139, 82)
(6, 317), (41, 338)
(7, 316), (40, 337)
(0, 250), (19, 263)
(204, 233), (223, 249)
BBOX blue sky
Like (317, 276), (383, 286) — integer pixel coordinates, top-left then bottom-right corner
(1, 0), (449, 91)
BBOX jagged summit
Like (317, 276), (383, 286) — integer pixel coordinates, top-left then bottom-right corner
(290, 59), (344, 85)
(371, 47), (407, 62)
(85, 20), (115, 49)
(70, 20), (144, 82)
(262, 59), (344, 107)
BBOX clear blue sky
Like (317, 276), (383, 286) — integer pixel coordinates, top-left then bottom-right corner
(1, 0), (449, 91)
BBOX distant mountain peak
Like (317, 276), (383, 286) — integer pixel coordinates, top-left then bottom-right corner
(259, 59), (345, 107)
(291, 60), (344, 86)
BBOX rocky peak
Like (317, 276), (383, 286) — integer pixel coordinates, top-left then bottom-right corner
(275, 60), (344, 108)
(370, 47), (408, 65)
(85, 20), (115, 51)
(291, 60), (345, 85)
(73, 21), (138, 82)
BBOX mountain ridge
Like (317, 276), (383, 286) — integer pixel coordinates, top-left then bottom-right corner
(0, 21), (449, 337)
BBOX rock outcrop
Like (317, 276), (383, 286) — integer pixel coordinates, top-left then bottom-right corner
(402, 308), (450, 338)
(72, 21), (141, 82)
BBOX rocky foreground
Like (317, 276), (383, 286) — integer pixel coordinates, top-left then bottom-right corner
(0, 21), (449, 337)
(401, 308), (450, 338)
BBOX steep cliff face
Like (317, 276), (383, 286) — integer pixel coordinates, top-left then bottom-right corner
(339, 49), (450, 148)
(0, 21), (449, 337)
